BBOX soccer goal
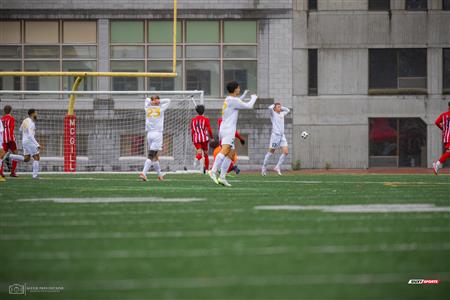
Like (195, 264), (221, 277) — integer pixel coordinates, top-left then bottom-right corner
(0, 90), (204, 173)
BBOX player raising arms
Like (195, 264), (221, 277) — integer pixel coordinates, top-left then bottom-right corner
(209, 81), (257, 187)
(262, 103), (290, 176)
(139, 95), (170, 181)
(7, 109), (41, 179)
(432, 101), (450, 175)
(1, 105), (19, 177)
(191, 105), (214, 173)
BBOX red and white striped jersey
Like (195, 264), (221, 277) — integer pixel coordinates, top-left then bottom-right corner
(191, 115), (213, 144)
(1, 114), (16, 143)
(436, 111), (450, 144)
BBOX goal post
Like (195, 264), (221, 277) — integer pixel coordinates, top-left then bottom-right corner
(0, 90), (204, 173)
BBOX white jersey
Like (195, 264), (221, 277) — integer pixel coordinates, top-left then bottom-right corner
(20, 117), (39, 147)
(0, 118), (3, 144)
(220, 94), (258, 138)
(145, 98), (171, 133)
(269, 104), (290, 135)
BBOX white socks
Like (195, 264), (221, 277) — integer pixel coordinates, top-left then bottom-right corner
(9, 154), (24, 162)
(153, 161), (161, 176)
(276, 153), (287, 169)
(142, 159), (152, 175)
(220, 157), (232, 179)
(263, 152), (272, 167)
(32, 160), (39, 178)
(212, 153), (225, 173)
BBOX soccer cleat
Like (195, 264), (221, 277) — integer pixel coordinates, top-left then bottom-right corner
(32, 176), (40, 180)
(233, 165), (241, 175)
(261, 166), (267, 176)
(157, 173), (165, 181)
(203, 167), (207, 175)
(208, 170), (219, 184)
(432, 162), (439, 176)
(139, 172), (148, 181)
(10, 173), (18, 178)
(218, 177), (232, 187)
(0, 176), (5, 182)
(274, 166), (282, 176)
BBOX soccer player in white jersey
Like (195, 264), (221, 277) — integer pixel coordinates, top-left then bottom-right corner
(0, 116), (6, 182)
(209, 81), (258, 187)
(7, 109), (41, 179)
(139, 95), (171, 182)
(262, 103), (290, 176)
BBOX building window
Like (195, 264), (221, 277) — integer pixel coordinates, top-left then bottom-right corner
(444, 49), (450, 94)
(308, 49), (318, 96)
(444, 0), (450, 10)
(369, 118), (427, 168)
(369, 0), (390, 10)
(405, 0), (427, 10)
(369, 49), (427, 94)
(308, 0), (318, 10)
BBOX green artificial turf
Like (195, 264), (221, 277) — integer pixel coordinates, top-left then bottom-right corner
(0, 173), (449, 299)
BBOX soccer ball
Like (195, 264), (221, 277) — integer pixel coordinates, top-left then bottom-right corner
(300, 131), (309, 139)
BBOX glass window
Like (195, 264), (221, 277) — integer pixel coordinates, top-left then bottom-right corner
(186, 61), (220, 96)
(148, 21), (182, 44)
(24, 45), (60, 59)
(186, 21), (219, 43)
(24, 61), (60, 90)
(308, 0), (318, 10)
(111, 46), (144, 59)
(369, 118), (398, 167)
(444, 0), (450, 10)
(0, 46), (21, 59)
(25, 21), (59, 43)
(405, 0), (427, 10)
(0, 61), (21, 91)
(186, 46), (220, 58)
(62, 46), (97, 59)
(148, 46), (182, 59)
(0, 21), (21, 43)
(369, 0), (390, 10)
(224, 46), (257, 59)
(308, 49), (318, 96)
(63, 61), (97, 91)
(444, 49), (450, 93)
(148, 61), (182, 91)
(224, 21), (257, 44)
(398, 118), (427, 167)
(369, 49), (427, 93)
(120, 135), (145, 156)
(111, 61), (145, 91)
(63, 21), (97, 44)
(223, 61), (257, 94)
(111, 21), (144, 43)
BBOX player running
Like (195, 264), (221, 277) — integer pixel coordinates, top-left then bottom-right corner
(432, 101), (450, 175)
(262, 103), (290, 176)
(139, 95), (170, 181)
(209, 81), (257, 187)
(1, 105), (19, 177)
(191, 105), (214, 173)
(7, 109), (41, 179)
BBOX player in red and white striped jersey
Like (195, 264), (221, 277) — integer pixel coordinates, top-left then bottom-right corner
(190, 105), (214, 173)
(1, 105), (19, 177)
(433, 102), (450, 175)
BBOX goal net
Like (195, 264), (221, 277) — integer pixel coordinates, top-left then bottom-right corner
(0, 90), (204, 173)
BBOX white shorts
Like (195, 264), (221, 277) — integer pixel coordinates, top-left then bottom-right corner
(220, 133), (235, 150)
(269, 133), (288, 149)
(147, 131), (163, 151)
(23, 141), (39, 156)
(0, 134), (3, 145)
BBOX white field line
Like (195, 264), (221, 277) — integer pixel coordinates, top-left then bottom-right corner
(17, 197), (205, 203)
(1, 273), (448, 290)
(1, 226), (449, 241)
(255, 204), (450, 213)
(310, 243), (450, 253)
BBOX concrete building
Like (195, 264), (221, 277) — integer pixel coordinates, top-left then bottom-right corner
(0, 0), (449, 171)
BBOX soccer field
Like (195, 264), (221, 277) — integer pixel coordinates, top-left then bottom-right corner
(0, 173), (449, 300)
